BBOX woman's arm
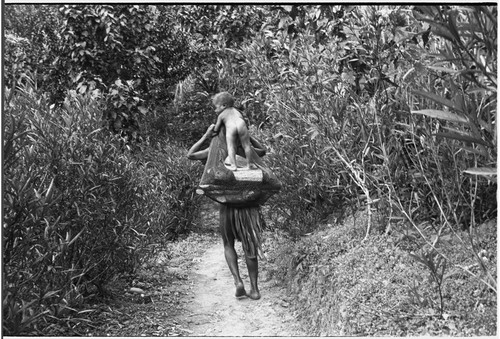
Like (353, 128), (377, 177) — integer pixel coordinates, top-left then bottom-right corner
(250, 136), (266, 157)
(213, 113), (223, 134)
(187, 124), (215, 160)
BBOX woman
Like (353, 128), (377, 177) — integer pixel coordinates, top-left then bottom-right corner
(187, 124), (266, 300)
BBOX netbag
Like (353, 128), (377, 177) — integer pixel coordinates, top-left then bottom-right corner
(196, 128), (281, 207)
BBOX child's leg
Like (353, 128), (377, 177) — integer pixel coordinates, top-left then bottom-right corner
(238, 127), (257, 169)
(225, 128), (238, 170)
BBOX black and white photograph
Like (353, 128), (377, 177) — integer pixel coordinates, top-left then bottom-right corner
(2, 3), (497, 337)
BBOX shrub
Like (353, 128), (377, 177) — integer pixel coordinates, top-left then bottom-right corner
(129, 141), (203, 247)
(217, 9), (497, 317)
(153, 70), (220, 146)
(218, 29), (360, 237)
(3, 77), (201, 335)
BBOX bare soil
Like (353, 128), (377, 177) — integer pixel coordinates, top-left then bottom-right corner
(80, 197), (305, 336)
(170, 198), (305, 336)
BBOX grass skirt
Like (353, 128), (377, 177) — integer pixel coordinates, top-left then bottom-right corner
(219, 205), (264, 259)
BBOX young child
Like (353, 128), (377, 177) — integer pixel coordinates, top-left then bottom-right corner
(212, 92), (257, 171)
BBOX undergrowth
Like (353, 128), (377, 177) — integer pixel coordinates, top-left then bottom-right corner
(3, 80), (201, 335)
(264, 211), (497, 336)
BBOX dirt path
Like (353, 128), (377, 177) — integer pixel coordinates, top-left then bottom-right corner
(80, 197), (304, 336)
(170, 198), (305, 336)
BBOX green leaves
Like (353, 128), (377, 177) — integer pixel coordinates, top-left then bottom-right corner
(410, 6), (496, 164)
(434, 131), (488, 146)
(411, 109), (468, 124)
(411, 89), (464, 113)
(463, 167), (497, 182)
(3, 76), (202, 334)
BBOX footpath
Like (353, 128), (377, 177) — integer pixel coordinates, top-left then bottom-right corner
(84, 197), (305, 336)
(169, 198), (305, 336)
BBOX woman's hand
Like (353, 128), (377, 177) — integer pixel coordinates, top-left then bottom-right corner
(207, 123), (220, 137)
(204, 124), (216, 137)
(187, 125), (214, 160)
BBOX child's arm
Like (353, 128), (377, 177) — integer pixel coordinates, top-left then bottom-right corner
(187, 124), (215, 160)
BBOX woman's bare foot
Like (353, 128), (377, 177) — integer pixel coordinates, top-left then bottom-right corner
(247, 290), (261, 300)
(227, 164), (237, 171)
(235, 283), (246, 298)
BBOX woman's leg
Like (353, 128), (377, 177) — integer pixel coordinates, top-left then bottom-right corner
(245, 255), (260, 300)
(223, 237), (246, 297)
(220, 207), (245, 297)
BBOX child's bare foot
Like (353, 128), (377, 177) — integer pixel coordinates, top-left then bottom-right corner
(247, 290), (261, 300)
(235, 283), (246, 298)
(245, 163), (258, 170)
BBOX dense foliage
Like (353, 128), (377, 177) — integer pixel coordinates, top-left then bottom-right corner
(223, 5), (497, 334)
(3, 79), (201, 334)
(214, 5), (497, 234)
(3, 3), (496, 336)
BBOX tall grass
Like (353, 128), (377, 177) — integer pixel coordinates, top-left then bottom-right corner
(219, 30), (361, 236)
(3, 75), (201, 335)
(215, 5), (497, 334)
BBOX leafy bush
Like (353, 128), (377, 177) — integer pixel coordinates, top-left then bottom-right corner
(216, 5), (496, 288)
(130, 141), (203, 245)
(220, 6), (497, 335)
(3, 78), (200, 335)
(154, 68), (223, 146)
(218, 26), (363, 236)
(3, 5), (61, 99)
(163, 91), (215, 145)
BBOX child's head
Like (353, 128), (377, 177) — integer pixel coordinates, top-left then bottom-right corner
(212, 92), (235, 109)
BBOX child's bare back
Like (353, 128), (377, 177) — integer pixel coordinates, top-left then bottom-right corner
(214, 108), (256, 171)
(212, 92), (256, 171)
(215, 107), (246, 136)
